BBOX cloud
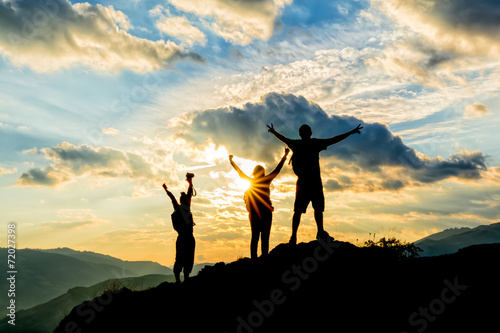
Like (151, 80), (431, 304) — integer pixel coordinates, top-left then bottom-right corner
(17, 142), (171, 186)
(463, 103), (492, 117)
(215, 47), (378, 107)
(324, 179), (344, 192)
(18, 166), (69, 186)
(357, 9), (381, 26)
(150, 5), (206, 47)
(38, 209), (105, 230)
(176, 92), (488, 188)
(102, 127), (121, 136)
(365, 39), (471, 88)
(0, 166), (17, 176)
(363, 0), (500, 89)
(39, 220), (98, 230)
(167, 0), (291, 45)
(411, 150), (487, 183)
(371, 0), (500, 59)
(212, 43), (483, 124)
(0, 0), (202, 73)
(381, 179), (405, 191)
(198, 230), (246, 242)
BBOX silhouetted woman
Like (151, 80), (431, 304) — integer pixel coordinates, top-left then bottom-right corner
(229, 148), (290, 259)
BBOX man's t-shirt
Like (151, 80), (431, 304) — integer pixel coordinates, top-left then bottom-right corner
(287, 138), (328, 180)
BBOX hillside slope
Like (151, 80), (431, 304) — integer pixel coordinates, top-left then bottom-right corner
(0, 248), (172, 311)
(56, 239), (500, 333)
(415, 222), (500, 256)
(0, 249), (135, 311)
(0, 274), (174, 333)
(416, 227), (471, 242)
(39, 248), (173, 276)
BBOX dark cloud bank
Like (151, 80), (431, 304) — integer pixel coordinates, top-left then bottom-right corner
(432, 0), (500, 35)
(18, 93), (487, 189)
(178, 93), (487, 188)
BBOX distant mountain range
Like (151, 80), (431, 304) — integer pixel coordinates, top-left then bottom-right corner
(0, 247), (214, 333)
(415, 222), (500, 256)
(39, 247), (174, 276)
(0, 247), (173, 311)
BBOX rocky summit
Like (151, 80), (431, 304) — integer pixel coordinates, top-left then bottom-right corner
(55, 239), (500, 333)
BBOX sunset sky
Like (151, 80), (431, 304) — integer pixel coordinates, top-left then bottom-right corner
(1, 0), (499, 266)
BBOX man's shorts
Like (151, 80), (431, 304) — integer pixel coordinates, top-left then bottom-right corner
(294, 177), (325, 213)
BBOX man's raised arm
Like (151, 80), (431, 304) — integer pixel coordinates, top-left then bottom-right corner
(267, 123), (293, 146)
(324, 124), (363, 147)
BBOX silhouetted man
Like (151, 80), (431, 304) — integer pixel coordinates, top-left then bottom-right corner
(267, 123), (363, 244)
(162, 174), (196, 283)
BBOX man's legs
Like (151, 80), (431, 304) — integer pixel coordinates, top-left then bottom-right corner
(289, 211), (301, 244)
(173, 268), (181, 283)
(313, 209), (331, 240)
(290, 178), (330, 243)
(314, 209), (324, 233)
(311, 181), (330, 240)
(291, 178), (308, 244)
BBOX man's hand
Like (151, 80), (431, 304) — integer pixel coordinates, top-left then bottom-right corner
(266, 123), (276, 134)
(229, 155), (233, 162)
(284, 148), (290, 156)
(351, 124), (363, 135)
(162, 183), (167, 190)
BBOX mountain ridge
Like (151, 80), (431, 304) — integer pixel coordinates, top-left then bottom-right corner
(415, 227), (471, 242)
(0, 247), (173, 311)
(55, 239), (500, 333)
(35, 247), (173, 276)
(0, 245), (214, 333)
(415, 222), (500, 256)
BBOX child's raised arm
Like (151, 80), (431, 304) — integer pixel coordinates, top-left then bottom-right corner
(162, 183), (179, 210)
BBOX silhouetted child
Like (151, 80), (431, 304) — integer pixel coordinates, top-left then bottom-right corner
(229, 148), (290, 259)
(162, 174), (196, 283)
(267, 123), (362, 244)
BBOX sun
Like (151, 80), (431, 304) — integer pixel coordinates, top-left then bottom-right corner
(228, 173), (251, 191)
(225, 156), (264, 192)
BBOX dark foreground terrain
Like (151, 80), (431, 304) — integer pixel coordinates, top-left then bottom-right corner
(56, 239), (500, 333)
